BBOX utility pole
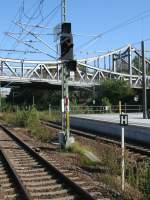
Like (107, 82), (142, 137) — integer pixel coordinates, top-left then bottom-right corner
(61, 0), (66, 23)
(0, 82), (1, 112)
(61, 0), (66, 133)
(60, 0), (77, 148)
(141, 41), (148, 119)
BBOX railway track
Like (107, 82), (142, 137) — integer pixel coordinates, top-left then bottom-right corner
(0, 124), (110, 200)
(42, 120), (150, 159)
(0, 151), (26, 200)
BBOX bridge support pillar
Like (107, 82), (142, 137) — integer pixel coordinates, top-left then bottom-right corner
(128, 45), (132, 86)
(21, 61), (24, 77)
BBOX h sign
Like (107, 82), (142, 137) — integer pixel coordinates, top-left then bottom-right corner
(120, 114), (128, 126)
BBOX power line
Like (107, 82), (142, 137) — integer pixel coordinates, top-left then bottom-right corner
(6, 3), (61, 59)
(0, 0), (23, 50)
(6, 33), (56, 59)
(76, 7), (150, 51)
(15, 22), (58, 54)
(5, 31), (54, 36)
(132, 37), (150, 46)
(23, 0), (45, 20)
(1, 2), (38, 58)
(11, 0), (46, 51)
(0, 49), (41, 54)
(13, 22), (53, 30)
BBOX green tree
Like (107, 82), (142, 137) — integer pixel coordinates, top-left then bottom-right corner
(97, 79), (133, 105)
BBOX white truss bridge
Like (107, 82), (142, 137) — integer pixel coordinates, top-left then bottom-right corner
(0, 44), (150, 88)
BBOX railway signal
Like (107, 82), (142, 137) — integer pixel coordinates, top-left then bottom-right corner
(60, 23), (73, 60)
(120, 113), (128, 191)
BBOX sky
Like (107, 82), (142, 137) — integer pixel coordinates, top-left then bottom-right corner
(0, 0), (150, 60)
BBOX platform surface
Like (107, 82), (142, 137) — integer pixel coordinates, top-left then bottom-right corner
(72, 113), (150, 128)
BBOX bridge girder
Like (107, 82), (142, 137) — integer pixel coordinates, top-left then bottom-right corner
(0, 44), (150, 89)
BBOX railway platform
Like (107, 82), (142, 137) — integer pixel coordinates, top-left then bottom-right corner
(70, 113), (150, 146)
(71, 113), (150, 127)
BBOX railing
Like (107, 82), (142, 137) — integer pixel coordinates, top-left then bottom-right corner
(70, 105), (142, 114)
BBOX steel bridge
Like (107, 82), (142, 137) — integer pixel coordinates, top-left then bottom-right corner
(0, 44), (150, 88)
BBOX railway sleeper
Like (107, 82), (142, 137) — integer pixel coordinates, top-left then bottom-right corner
(18, 171), (48, 177)
(21, 175), (53, 181)
(28, 183), (63, 192)
(30, 189), (72, 198)
(26, 179), (58, 187)
(0, 125), (108, 200)
(33, 195), (77, 200)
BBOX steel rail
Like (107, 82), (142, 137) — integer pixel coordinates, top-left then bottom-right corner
(0, 149), (32, 200)
(42, 120), (150, 157)
(0, 124), (97, 200)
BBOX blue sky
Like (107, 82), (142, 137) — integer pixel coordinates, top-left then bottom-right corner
(0, 0), (150, 60)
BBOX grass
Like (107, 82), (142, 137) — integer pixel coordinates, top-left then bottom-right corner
(1, 112), (15, 125)
(75, 139), (144, 199)
(65, 142), (100, 166)
(1, 107), (150, 199)
(1, 107), (53, 143)
(39, 110), (61, 121)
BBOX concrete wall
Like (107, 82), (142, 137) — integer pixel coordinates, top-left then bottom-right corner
(70, 117), (150, 146)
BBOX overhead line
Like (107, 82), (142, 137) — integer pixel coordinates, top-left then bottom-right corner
(15, 22), (58, 54)
(11, 0), (45, 50)
(76, 7), (150, 51)
(7, 33), (56, 59)
(0, 49), (41, 54)
(6, 3), (61, 59)
(0, 0), (22, 49)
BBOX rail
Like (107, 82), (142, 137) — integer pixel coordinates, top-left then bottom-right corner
(0, 124), (97, 200)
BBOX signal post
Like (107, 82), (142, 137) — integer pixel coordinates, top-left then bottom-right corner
(60, 0), (77, 148)
(120, 113), (128, 191)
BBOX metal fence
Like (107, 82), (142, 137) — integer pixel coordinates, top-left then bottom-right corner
(69, 104), (142, 114)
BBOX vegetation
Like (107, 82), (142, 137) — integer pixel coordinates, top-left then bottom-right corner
(5, 79), (135, 111)
(96, 79), (133, 105)
(39, 110), (61, 121)
(1, 106), (53, 142)
(66, 142), (99, 166)
(1, 75), (150, 199)
(63, 140), (150, 199)
(1, 106), (150, 199)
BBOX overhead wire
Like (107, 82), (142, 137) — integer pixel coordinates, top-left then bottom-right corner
(7, 3), (61, 59)
(7, 33), (56, 59)
(0, 0), (23, 50)
(15, 21), (58, 54)
(76, 7), (150, 51)
(3, 0), (43, 58)
(0, 49), (41, 54)
(11, 0), (46, 51)
(22, 0), (45, 20)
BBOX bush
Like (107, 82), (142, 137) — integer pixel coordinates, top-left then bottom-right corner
(66, 142), (99, 167)
(15, 109), (29, 127)
(26, 106), (40, 135)
(139, 159), (150, 199)
(1, 107), (53, 143)
(39, 110), (61, 121)
(2, 112), (14, 125)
